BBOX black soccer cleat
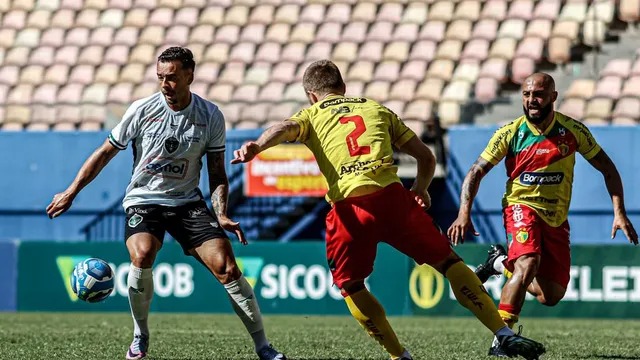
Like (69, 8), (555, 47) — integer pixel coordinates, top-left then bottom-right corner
(496, 328), (546, 360)
(488, 344), (510, 358)
(475, 244), (507, 283)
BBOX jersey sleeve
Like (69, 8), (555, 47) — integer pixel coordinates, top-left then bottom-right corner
(573, 121), (601, 160)
(206, 108), (226, 153)
(108, 101), (142, 150)
(288, 108), (312, 143)
(480, 125), (512, 165)
(387, 108), (416, 147)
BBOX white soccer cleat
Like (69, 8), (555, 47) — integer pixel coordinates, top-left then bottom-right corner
(125, 334), (148, 360)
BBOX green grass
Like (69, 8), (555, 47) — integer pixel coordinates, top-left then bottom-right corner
(1, 313), (640, 359)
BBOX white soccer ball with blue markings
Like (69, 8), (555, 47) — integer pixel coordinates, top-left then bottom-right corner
(70, 258), (114, 303)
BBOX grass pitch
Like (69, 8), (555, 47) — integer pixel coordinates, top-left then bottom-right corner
(1, 313), (639, 359)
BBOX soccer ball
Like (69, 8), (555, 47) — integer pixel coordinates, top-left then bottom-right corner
(70, 258), (115, 303)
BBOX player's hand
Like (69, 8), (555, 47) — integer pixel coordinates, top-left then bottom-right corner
(218, 215), (248, 245)
(410, 189), (431, 210)
(230, 141), (261, 164)
(447, 214), (479, 246)
(46, 191), (76, 219)
(611, 214), (638, 245)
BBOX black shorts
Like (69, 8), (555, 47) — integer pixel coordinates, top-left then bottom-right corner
(125, 200), (228, 255)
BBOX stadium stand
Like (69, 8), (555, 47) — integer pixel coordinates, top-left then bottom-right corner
(1, 0), (639, 241)
(1, 0), (638, 134)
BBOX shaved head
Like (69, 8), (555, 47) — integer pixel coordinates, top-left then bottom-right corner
(521, 72), (558, 125)
(523, 73), (556, 92)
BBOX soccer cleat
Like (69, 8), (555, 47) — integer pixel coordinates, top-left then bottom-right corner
(496, 327), (546, 360)
(475, 244), (507, 283)
(257, 344), (287, 360)
(390, 349), (413, 359)
(125, 334), (148, 360)
(488, 344), (510, 358)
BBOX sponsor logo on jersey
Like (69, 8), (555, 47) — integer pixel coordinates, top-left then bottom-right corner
(519, 171), (564, 185)
(331, 106), (351, 115)
(512, 204), (526, 228)
(319, 97), (367, 109)
(143, 157), (189, 179)
(164, 136), (180, 153)
(539, 209), (557, 218)
(490, 128), (513, 155)
(517, 195), (559, 204)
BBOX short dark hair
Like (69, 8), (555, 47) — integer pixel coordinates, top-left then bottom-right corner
(302, 60), (345, 95)
(158, 47), (196, 72)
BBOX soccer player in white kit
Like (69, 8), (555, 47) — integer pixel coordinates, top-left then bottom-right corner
(46, 47), (287, 360)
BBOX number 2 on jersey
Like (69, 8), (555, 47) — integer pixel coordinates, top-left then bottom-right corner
(339, 115), (371, 157)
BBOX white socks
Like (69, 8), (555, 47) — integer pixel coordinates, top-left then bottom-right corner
(128, 265), (154, 338)
(494, 255), (508, 274)
(224, 276), (269, 352)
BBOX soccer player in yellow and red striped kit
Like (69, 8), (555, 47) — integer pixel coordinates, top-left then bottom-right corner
(232, 60), (546, 360)
(448, 73), (638, 357)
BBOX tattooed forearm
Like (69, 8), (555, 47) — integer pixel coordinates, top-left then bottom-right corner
(461, 169), (482, 207)
(459, 158), (491, 215)
(211, 180), (228, 217)
(207, 152), (229, 217)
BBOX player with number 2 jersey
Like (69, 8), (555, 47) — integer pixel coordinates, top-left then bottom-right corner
(231, 60), (546, 360)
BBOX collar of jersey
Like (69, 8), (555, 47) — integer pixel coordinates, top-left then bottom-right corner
(525, 111), (557, 136)
(161, 92), (194, 116)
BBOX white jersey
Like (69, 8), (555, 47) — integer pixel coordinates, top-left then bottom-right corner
(109, 92), (226, 209)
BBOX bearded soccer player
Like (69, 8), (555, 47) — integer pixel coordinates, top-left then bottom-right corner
(231, 60), (546, 360)
(46, 47), (286, 360)
(447, 73), (638, 357)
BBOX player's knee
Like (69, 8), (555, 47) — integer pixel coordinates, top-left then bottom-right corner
(514, 255), (539, 282)
(537, 293), (562, 306)
(340, 280), (366, 297)
(129, 245), (156, 268)
(537, 287), (565, 306)
(212, 260), (241, 284)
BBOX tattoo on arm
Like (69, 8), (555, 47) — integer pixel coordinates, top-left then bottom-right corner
(207, 152), (229, 217)
(461, 168), (482, 207)
(459, 158), (493, 213)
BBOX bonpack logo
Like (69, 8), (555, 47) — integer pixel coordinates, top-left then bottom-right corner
(56, 255), (90, 302)
(236, 257), (264, 288)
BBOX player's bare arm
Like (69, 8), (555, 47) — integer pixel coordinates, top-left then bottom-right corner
(207, 151), (247, 245)
(46, 139), (120, 219)
(587, 150), (638, 245)
(398, 135), (436, 209)
(230, 120), (300, 164)
(447, 157), (495, 245)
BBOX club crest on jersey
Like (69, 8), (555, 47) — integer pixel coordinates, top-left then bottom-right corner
(164, 136), (180, 153)
(515, 228), (529, 244)
(558, 142), (570, 156)
(128, 214), (143, 228)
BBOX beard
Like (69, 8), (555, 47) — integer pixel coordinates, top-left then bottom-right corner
(523, 102), (553, 124)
